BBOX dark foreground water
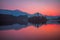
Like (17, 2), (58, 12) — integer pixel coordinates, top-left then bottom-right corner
(0, 21), (60, 40)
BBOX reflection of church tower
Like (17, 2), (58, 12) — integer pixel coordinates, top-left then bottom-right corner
(28, 12), (47, 27)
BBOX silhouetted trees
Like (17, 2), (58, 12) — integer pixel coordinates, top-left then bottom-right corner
(17, 15), (28, 25)
(57, 17), (60, 20)
(0, 14), (29, 26)
(0, 14), (17, 25)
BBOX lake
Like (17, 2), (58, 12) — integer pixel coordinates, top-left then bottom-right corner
(0, 21), (60, 40)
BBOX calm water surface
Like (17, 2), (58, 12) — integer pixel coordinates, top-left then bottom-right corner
(0, 23), (60, 40)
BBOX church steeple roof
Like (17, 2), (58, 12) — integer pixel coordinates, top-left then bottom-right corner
(33, 12), (44, 17)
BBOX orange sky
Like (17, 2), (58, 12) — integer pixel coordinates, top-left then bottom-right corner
(0, 0), (60, 16)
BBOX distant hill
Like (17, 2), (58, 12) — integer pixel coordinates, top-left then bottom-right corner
(0, 9), (29, 16)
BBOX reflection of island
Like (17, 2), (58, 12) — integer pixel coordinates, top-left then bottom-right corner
(0, 9), (60, 30)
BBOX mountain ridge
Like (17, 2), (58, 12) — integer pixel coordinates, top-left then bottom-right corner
(0, 9), (29, 16)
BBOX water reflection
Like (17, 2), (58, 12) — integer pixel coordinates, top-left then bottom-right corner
(0, 20), (60, 30)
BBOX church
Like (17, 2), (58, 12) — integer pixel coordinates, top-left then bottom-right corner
(28, 12), (47, 27)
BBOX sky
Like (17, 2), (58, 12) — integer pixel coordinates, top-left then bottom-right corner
(0, 0), (60, 16)
(0, 0), (60, 39)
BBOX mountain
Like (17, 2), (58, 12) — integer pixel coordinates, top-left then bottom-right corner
(0, 9), (29, 16)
